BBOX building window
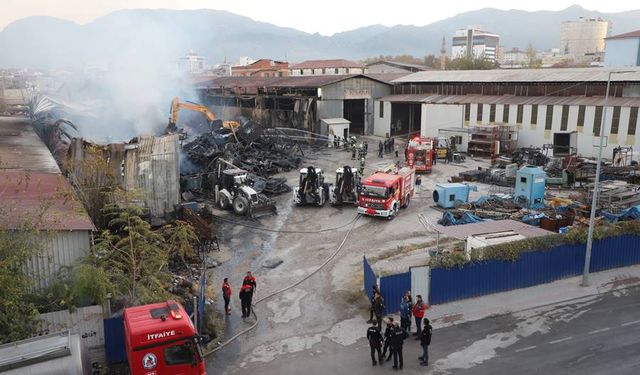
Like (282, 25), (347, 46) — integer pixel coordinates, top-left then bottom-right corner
(611, 106), (621, 134)
(629, 107), (639, 136)
(300, 69), (304, 75)
(503, 105), (510, 123)
(545, 105), (553, 130)
(379, 101), (384, 118)
(346, 68), (350, 74)
(278, 72), (283, 77)
(516, 104), (523, 124)
(560, 105), (569, 131)
(464, 103), (471, 122)
(477, 104), (483, 122)
(593, 106), (603, 136)
(322, 68), (326, 74)
(335, 68), (339, 74)
(577, 105), (585, 127)
(489, 104), (496, 122)
(531, 104), (538, 124)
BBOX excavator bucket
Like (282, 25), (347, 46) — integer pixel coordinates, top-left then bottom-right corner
(248, 194), (278, 220)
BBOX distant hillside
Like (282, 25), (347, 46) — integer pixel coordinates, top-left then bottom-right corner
(1, 5), (639, 69)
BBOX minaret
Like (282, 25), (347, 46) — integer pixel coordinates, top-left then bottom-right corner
(440, 35), (447, 70)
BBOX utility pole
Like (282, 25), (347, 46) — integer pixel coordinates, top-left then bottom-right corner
(582, 70), (634, 286)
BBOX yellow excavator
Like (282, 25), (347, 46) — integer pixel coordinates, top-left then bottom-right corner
(167, 96), (240, 133)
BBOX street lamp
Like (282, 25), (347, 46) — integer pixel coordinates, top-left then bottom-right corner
(582, 70), (635, 286)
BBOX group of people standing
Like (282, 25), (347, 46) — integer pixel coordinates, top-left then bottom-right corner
(378, 137), (398, 158)
(221, 271), (257, 318)
(366, 286), (433, 369)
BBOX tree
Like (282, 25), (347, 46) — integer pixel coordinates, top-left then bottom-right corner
(92, 202), (172, 306)
(0, 228), (44, 344)
(162, 220), (200, 264)
(522, 43), (542, 69)
(447, 55), (498, 70)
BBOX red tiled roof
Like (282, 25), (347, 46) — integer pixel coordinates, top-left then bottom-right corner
(0, 170), (95, 231)
(606, 30), (640, 40)
(290, 59), (364, 69)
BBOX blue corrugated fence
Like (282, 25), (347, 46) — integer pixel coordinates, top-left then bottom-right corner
(379, 272), (411, 314)
(363, 256), (377, 302)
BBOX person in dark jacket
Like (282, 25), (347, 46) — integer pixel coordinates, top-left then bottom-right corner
(366, 320), (383, 366)
(367, 285), (380, 323)
(390, 321), (408, 370)
(372, 293), (385, 328)
(222, 278), (232, 315)
(381, 317), (394, 362)
(239, 284), (253, 318)
(378, 141), (384, 158)
(419, 319), (433, 366)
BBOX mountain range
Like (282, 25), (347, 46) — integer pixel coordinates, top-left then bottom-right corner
(1, 5), (640, 69)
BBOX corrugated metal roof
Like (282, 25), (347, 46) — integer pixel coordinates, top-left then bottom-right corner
(366, 61), (431, 71)
(436, 219), (552, 240)
(364, 73), (411, 83)
(393, 67), (640, 84)
(606, 30), (640, 40)
(0, 117), (61, 174)
(200, 74), (392, 90)
(290, 59), (364, 69)
(378, 93), (640, 107)
(0, 170), (95, 231)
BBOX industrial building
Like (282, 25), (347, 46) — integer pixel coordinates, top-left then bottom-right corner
(288, 59), (366, 76)
(0, 117), (94, 289)
(451, 26), (500, 63)
(560, 17), (610, 62)
(366, 61), (430, 74)
(605, 30), (640, 67)
(198, 74), (401, 134)
(232, 59), (289, 77)
(373, 67), (640, 158)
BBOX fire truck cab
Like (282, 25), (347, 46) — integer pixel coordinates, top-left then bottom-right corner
(357, 167), (415, 219)
(406, 136), (433, 173)
(123, 300), (206, 375)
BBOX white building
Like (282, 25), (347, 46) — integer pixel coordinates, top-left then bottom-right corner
(605, 30), (640, 67)
(288, 59), (366, 76)
(236, 56), (256, 66)
(178, 50), (206, 74)
(451, 26), (500, 62)
(500, 48), (528, 68)
(374, 68), (640, 159)
(560, 18), (610, 62)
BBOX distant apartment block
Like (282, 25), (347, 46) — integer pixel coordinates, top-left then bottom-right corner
(560, 18), (610, 62)
(288, 59), (366, 76)
(178, 50), (206, 74)
(451, 26), (500, 62)
(605, 30), (640, 67)
(237, 56), (256, 66)
(232, 59), (289, 77)
(500, 48), (528, 68)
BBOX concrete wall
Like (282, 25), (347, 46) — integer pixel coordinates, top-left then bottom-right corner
(374, 100), (392, 137)
(421, 104), (464, 137)
(605, 38), (640, 67)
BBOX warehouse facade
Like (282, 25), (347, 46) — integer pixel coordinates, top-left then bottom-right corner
(374, 67), (640, 158)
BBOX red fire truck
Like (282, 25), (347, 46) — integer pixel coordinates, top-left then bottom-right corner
(124, 300), (207, 375)
(405, 136), (433, 173)
(357, 167), (415, 219)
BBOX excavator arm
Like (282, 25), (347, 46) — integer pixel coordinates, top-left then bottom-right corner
(168, 96), (239, 131)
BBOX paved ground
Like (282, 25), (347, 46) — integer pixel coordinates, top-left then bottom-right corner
(210, 283), (640, 375)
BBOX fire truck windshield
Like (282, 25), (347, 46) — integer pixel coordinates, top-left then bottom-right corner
(164, 340), (198, 366)
(360, 185), (387, 198)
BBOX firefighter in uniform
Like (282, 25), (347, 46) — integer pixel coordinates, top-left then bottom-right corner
(366, 320), (383, 366)
(239, 284), (253, 318)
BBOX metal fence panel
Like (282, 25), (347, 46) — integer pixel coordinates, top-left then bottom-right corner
(591, 235), (640, 272)
(363, 256), (377, 302)
(103, 317), (126, 365)
(379, 272), (411, 315)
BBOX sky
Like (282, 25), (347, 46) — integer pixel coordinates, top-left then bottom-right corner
(2, 0), (637, 35)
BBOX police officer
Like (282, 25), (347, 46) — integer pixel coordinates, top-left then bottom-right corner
(390, 321), (408, 370)
(381, 317), (394, 362)
(366, 320), (383, 366)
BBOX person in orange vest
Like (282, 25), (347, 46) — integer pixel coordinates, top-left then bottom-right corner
(412, 295), (428, 339)
(239, 284), (254, 318)
(222, 278), (232, 315)
(243, 271), (257, 290)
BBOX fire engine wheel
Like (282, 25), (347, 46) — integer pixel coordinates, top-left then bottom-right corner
(387, 204), (399, 220)
(233, 196), (250, 215)
(219, 195), (230, 210)
(403, 195), (410, 208)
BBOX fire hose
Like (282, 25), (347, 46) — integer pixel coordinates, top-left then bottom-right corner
(203, 214), (361, 356)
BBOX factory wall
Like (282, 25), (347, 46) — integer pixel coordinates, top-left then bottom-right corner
(374, 101), (392, 137)
(421, 104), (464, 137)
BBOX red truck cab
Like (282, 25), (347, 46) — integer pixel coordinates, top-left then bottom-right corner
(357, 167), (415, 219)
(123, 300), (206, 375)
(406, 136), (433, 173)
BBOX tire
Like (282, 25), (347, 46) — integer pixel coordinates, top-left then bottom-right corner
(233, 196), (250, 215)
(387, 203), (399, 220)
(219, 195), (230, 210)
(403, 195), (410, 208)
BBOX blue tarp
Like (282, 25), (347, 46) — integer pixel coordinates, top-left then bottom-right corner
(521, 212), (545, 226)
(602, 205), (640, 222)
(438, 211), (485, 226)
